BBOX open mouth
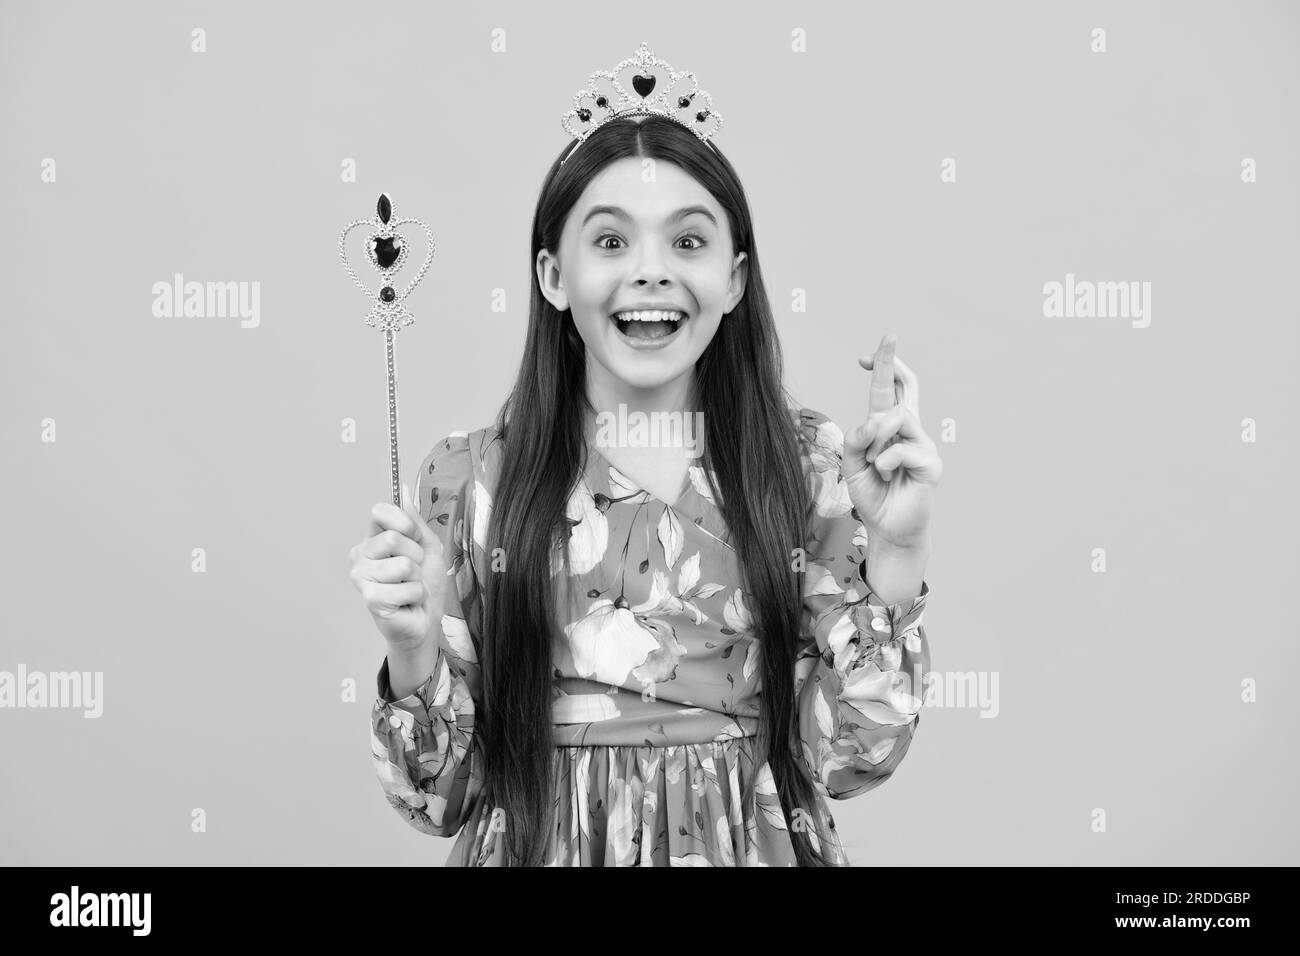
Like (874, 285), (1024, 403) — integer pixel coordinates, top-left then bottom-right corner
(610, 309), (687, 342)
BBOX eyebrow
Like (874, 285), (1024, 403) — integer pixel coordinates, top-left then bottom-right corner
(581, 204), (718, 228)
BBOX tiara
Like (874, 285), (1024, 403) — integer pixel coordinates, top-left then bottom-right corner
(559, 41), (723, 166)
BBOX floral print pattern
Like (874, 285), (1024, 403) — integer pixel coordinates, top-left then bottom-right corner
(370, 405), (931, 865)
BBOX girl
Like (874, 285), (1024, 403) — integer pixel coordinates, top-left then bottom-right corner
(349, 61), (941, 866)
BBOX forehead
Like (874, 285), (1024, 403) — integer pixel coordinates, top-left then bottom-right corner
(569, 158), (722, 224)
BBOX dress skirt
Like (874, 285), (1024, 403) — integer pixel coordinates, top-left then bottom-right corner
(440, 737), (848, 866)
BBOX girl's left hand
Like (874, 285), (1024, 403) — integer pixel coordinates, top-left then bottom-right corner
(842, 333), (943, 550)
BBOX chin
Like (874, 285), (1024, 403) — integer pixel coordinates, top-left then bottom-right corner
(607, 358), (691, 390)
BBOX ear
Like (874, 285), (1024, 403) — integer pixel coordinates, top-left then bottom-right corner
(535, 247), (569, 312)
(723, 250), (748, 315)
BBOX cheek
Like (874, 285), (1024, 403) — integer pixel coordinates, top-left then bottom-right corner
(568, 267), (618, 322)
(684, 259), (734, 304)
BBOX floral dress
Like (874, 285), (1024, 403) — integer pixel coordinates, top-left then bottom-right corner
(370, 405), (932, 866)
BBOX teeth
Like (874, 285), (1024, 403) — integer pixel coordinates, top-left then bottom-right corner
(612, 310), (686, 322)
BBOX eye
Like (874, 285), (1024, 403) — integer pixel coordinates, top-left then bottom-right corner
(595, 233), (624, 250)
(677, 232), (707, 250)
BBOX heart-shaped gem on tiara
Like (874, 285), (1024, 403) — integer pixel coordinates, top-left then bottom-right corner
(631, 72), (656, 97)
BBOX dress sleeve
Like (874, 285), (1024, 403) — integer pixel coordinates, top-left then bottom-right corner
(369, 432), (486, 837)
(792, 408), (932, 800)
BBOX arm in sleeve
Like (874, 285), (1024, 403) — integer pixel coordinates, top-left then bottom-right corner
(370, 433), (486, 837)
(792, 408), (933, 800)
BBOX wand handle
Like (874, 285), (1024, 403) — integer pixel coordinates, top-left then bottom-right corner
(386, 329), (401, 507)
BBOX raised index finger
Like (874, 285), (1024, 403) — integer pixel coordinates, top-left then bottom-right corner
(859, 353), (920, 417)
(867, 333), (898, 416)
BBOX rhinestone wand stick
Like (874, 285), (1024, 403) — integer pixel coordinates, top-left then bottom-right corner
(338, 193), (436, 507)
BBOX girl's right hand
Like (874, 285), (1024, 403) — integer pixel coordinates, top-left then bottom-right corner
(348, 482), (447, 652)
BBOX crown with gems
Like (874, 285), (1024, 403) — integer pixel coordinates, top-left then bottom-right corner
(560, 41), (723, 166)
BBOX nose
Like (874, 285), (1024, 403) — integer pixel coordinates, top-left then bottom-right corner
(631, 242), (673, 288)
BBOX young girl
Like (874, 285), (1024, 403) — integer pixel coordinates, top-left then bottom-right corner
(349, 46), (942, 867)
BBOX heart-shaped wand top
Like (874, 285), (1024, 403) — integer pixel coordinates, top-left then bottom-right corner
(338, 193), (436, 330)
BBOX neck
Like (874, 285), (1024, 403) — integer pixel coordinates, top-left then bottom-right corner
(583, 366), (697, 421)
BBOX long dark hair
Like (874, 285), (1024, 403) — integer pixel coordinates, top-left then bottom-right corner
(479, 113), (837, 865)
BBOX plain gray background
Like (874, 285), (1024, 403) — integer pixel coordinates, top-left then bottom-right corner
(2, 0), (1297, 866)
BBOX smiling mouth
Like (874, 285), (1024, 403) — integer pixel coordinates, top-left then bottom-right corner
(610, 310), (687, 340)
